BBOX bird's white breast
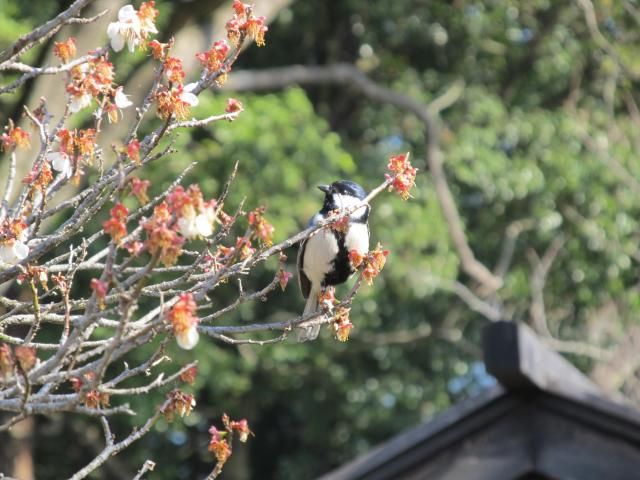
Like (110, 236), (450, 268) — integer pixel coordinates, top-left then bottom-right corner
(303, 229), (340, 286)
(345, 223), (369, 255)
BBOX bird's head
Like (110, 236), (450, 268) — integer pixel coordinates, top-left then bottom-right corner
(318, 180), (369, 221)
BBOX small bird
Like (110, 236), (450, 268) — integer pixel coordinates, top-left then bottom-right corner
(297, 180), (370, 341)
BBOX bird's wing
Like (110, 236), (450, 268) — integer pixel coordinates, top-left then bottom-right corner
(297, 237), (311, 299)
(298, 214), (321, 299)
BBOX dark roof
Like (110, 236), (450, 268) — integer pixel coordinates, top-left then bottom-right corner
(319, 321), (640, 480)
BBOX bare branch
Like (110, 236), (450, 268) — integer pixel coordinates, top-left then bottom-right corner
(167, 111), (243, 131)
(0, 151), (17, 220)
(0, 0), (96, 65)
(527, 235), (566, 337)
(67, 401), (169, 480)
(132, 460), (156, 480)
(0, 49), (108, 95)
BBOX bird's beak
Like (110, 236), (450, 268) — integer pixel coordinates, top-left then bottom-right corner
(317, 184), (331, 194)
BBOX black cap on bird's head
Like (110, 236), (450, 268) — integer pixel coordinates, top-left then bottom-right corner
(318, 180), (367, 200)
(318, 180), (368, 217)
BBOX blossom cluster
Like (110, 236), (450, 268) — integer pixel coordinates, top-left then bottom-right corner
(126, 139), (141, 163)
(70, 372), (110, 409)
(22, 160), (53, 196)
(333, 307), (353, 342)
(129, 177), (151, 204)
(329, 212), (350, 234)
(103, 203), (129, 244)
(309, 287), (354, 342)
(16, 264), (49, 291)
(0, 218), (29, 265)
(90, 278), (109, 309)
(142, 202), (182, 265)
(53, 37), (77, 63)
(0, 343), (37, 379)
(196, 40), (230, 75)
(278, 268), (293, 291)
(100, 182), (226, 269)
(227, 0), (268, 47)
(197, 206), (276, 274)
(154, 49), (198, 120)
(180, 366), (198, 385)
(1, 120), (30, 152)
(105, 3), (197, 120)
(318, 286), (337, 312)
(208, 414), (253, 467)
(155, 82), (198, 120)
(169, 185), (218, 239)
(43, 127), (99, 182)
(162, 389), (196, 421)
(61, 45), (135, 120)
(386, 152), (417, 200)
(168, 292), (199, 350)
(66, 52), (111, 112)
(107, 2), (158, 53)
(15, 345), (38, 372)
(248, 206), (275, 246)
(349, 243), (390, 285)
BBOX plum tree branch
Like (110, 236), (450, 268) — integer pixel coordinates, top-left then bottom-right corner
(0, 0), (97, 65)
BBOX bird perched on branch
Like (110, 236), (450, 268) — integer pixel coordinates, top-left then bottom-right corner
(297, 180), (370, 342)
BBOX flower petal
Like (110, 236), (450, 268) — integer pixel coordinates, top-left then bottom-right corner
(13, 241), (29, 261)
(114, 88), (133, 109)
(177, 217), (198, 239)
(118, 5), (137, 22)
(179, 91), (199, 107)
(49, 152), (72, 178)
(176, 327), (199, 350)
(184, 82), (198, 93)
(127, 35), (138, 53)
(109, 31), (126, 52)
(107, 22), (120, 39)
(195, 214), (213, 237)
(69, 94), (92, 113)
(0, 245), (14, 264)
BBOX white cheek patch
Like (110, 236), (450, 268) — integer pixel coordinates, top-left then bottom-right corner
(334, 193), (367, 218)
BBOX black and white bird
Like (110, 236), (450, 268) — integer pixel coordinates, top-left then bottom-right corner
(296, 180), (370, 342)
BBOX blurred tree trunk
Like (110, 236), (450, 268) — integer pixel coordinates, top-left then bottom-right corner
(9, 417), (34, 480)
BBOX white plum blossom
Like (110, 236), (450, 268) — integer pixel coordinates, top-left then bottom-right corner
(176, 326), (199, 350)
(196, 202), (217, 237)
(107, 5), (142, 52)
(194, 213), (213, 237)
(0, 230), (29, 266)
(177, 209), (199, 239)
(177, 202), (215, 239)
(48, 152), (73, 178)
(69, 93), (92, 113)
(107, 4), (158, 53)
(67, 64), (91, 113)
(180, 83), (199, 107)
(114, 87), (133, 109)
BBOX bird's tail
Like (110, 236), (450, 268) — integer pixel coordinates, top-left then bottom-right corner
(297, 288), (321, 342)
